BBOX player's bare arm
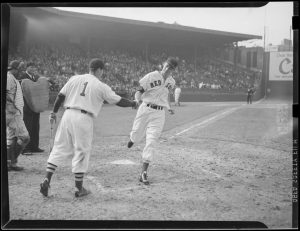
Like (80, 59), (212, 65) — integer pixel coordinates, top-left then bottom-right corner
(134, 86), (145, 105)
(133, 86), (145, 109)
(49, 93), (65, 123)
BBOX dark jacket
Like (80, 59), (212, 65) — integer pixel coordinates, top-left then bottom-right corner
(21, 71), (41, 150)
(21, 72), (39, 114)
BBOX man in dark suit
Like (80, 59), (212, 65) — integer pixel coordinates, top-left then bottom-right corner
(246, 85), (256, 104)
(21, 62), (44, 153)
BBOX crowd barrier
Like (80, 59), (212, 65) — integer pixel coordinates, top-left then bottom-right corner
(49, 88), (262, 106)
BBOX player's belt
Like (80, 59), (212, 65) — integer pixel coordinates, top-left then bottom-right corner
(66, 107), (92, 116)
(146, 104), (163, 110)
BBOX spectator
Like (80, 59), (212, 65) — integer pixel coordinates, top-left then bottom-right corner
(8, 41), (260, 94)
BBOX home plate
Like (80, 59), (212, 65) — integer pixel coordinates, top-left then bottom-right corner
(110, 159), (138, 165)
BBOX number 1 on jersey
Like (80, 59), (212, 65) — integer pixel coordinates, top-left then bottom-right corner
(80, 82), (88, 96)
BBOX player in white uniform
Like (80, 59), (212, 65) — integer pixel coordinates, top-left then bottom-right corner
(6, 60), (30, 171)
(174, 85), (182, 106)
(127, 57), (178, 185)
(40, 58), (137, 197)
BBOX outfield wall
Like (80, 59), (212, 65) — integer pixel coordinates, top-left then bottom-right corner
(264, 52), (293, 100)
(49, 88), (264, 105)
(171, 89), (263, 102)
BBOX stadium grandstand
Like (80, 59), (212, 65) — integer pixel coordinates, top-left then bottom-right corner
(7, 7), (276, 103)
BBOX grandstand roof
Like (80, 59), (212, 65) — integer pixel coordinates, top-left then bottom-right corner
(13, 7), (262, 47)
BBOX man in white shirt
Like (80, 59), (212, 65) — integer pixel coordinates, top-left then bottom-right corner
(174, 85), (182, 106)
(6, 60), (30, 171)
(40, 58), (137, 198)
(127, 57), (178, 185)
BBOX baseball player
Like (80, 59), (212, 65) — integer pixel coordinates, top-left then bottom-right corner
(6, 60), (30, 171)
(39, 58), (137, 198)
(174, 85), (182, 106)
(127, 57), (178, 185)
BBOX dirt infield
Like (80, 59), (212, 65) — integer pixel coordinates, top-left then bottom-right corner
(6, 100), (293, 228)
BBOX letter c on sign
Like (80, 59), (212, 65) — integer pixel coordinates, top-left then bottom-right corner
(279, 58), (292, 74)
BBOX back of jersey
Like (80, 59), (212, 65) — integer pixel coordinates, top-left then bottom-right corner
(60, 74), (121, 118)
(60, 74), (102, 117)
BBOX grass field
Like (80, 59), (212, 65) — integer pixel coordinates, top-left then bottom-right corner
(7, 99), (294, 228)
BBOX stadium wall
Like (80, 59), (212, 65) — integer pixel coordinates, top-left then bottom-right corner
(264, 52), (293, 100)
(224, 46), (264, 71)
(49, 89), (263, 105)
(173, 89), (263, 102)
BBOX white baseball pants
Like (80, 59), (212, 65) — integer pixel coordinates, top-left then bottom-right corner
(48, 109), (93, 173)
(130, 102), (165, 163)
(175, 94), (180, 104)
(6, 113), (30, 147)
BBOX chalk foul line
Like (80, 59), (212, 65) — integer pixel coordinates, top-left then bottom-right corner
(168, 107), (239, 139)
(168, 98), (265, 139)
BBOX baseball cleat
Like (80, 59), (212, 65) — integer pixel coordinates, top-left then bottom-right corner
(40, 179), (50, 197)
(127, 140), (134, 148)
(75, 187), (91, 198)
(139, 171), (150, 185)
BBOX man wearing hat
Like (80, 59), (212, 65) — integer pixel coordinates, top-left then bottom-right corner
(39, 58), (138, 198)
(246, 85), (256, 104)
(21, 62), (44, 153)
(6, 60), (30, 171)
(127, 57), (178, 185)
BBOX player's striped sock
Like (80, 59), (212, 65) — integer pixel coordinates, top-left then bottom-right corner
(75, 172), (84, 181)
(46, 162), (57, 173)
(74, 173), (84, 190)
(75, 173), (84, 182)
(44, 162), (57, 184)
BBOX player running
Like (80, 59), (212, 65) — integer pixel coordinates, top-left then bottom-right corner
(40, 58), (138, 198)
(127, 57), (178, 185)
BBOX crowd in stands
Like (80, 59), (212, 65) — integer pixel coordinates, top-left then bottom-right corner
(8, 41), (262, 94)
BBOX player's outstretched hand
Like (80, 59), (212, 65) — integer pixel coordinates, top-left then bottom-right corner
(49, 112), (57, 124)
(168, 109), (175, 115)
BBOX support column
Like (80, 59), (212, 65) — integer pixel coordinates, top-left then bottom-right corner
(145, 41), (149, 70)
(87, 37), (91, 59)
(194, 45), (197, 74)
(233, 42), (238, 68)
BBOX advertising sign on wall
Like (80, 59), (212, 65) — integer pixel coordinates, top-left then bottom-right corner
(265, 45), (278, 52)
(269, 52), (293, 81)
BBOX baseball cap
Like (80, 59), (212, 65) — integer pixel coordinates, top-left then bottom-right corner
(166, 57), (178, 70)
(7, 60), (21, 71)
(89, 58), (105, 71)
